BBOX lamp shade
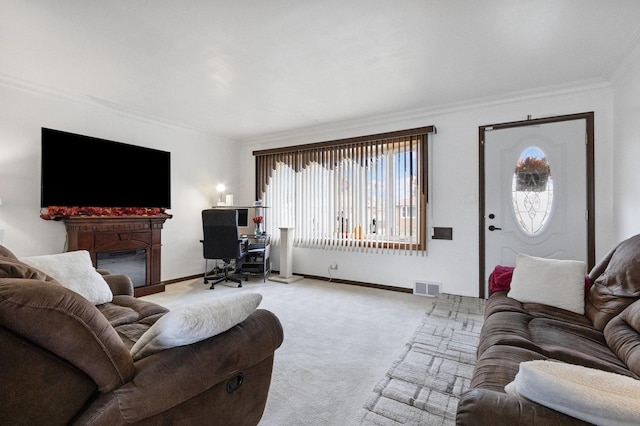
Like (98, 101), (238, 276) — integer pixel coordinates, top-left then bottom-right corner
(216, 184), (226, 206)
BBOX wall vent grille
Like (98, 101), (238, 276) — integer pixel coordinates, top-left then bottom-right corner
(414, 281), (441, 297)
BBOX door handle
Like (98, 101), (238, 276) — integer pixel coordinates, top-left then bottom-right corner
(488, 225), (502, 231)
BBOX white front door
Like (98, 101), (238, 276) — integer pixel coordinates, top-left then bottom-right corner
(483, 118), (589, 297)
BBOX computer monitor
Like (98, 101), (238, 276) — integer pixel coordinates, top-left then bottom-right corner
(236, 208), (249, 227)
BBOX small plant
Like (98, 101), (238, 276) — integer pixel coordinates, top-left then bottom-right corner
(252, 215), (263, 224)
(515, 156), (550, 191)
(515, 156), (549, 174)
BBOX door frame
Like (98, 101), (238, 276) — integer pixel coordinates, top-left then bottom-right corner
(478, 112), (595, 298)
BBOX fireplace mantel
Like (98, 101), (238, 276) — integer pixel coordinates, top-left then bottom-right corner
(64, 215), (170, 297)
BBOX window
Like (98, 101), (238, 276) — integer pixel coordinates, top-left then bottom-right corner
(512, 146), (554, 235)
(253, 126), (435, 253)
(401, 206), (417, 218)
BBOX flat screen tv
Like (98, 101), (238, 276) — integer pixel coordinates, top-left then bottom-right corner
(41, 128), (171, 208)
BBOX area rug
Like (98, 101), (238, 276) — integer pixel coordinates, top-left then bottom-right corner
(355, 294), (486, 425)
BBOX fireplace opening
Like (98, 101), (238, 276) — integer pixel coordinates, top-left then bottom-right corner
(96, 249), (147, 288)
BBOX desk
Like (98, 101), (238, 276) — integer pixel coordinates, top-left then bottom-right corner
(239, 235), (271, 281)
(209, 206), (271, 281)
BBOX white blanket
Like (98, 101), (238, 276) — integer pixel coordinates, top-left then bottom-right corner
(505, 360), (640, 426)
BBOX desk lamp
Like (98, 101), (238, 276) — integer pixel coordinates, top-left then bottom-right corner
(216, 184), (226, 206)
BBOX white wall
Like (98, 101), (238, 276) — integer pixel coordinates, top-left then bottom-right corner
(0, 80), (241, 281)
(0, 77), (622, 297)
(241, 85), (615, 297)
(612, 42), (640, 241)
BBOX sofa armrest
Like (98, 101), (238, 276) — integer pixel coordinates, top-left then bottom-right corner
(101, 273), (134, 297)
(456, 389), (591, 426)
(75, 309), (284, 424)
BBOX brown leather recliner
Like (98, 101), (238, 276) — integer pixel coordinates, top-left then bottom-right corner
(0, 245), (284, 425)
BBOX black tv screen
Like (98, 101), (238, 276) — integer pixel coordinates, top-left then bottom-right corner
(41, 128), (171, 208)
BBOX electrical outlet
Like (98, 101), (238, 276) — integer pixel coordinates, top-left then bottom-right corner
(330, 262), (338, 270)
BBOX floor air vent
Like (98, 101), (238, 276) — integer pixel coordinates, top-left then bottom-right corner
(414, 281), (441, 297)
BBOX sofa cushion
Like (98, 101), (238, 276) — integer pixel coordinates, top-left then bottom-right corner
(20, 250), (113, 305)
(130, 293), (263, 360)
(98, 303), (140, 327)
(479, 293), (630, 376)
(477, 310), (543, 357)
(586, 234), (640, 331)
(98, 296), (169, 350)
(604, 299), (640, 377)
(527, 317), (630, 375)
(98, 296), (168, 327)
(508, 253), (586, 314)
(484, 291), (593, 328)
(471, 345), (549, 392)
(110, 294), (169, 320)
(113, 313), (166, 350)
(505, 360), (640, 425)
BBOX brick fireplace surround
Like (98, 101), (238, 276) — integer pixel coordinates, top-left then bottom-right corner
(64, 216), (169, 296)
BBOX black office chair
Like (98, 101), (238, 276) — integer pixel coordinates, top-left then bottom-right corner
(201, 209), (249, 289)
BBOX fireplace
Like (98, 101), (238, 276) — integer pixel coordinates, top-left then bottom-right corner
(97, 249), (147, 288)
(64, 216), (169, 296)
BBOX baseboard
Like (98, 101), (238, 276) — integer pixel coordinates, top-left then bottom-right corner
(298, 273), (413, 294)
(162, 274), (203, 286)
(134, 283), (165, 297)
(163, 272), (412, 294)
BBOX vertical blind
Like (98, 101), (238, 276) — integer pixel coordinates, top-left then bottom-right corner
(254, 126), (435, 254)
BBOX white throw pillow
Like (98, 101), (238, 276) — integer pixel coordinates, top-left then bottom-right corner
(507, 253), (586, 314)
(505, 360), (640, 425)
(20, 250), (113, 305)
(130, 292), (262, 361)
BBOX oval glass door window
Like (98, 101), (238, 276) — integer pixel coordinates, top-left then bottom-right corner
(512, 147), (553, 235)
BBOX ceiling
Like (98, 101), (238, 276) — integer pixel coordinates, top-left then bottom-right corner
(2, 1), (640, 141)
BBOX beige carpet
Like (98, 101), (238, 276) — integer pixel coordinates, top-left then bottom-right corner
(142, 276), (481, 425)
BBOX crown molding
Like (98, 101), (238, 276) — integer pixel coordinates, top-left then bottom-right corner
(608, 27), (640, 84)
(0, 71), (612, 147)
(0, 72), (79, 104)
(0, 72), (210, 136)
(242, 78), (611, 146)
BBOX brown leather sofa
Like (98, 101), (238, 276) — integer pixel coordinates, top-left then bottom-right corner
(457, 234), (640, 425)
(0, 245), (284, 425)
